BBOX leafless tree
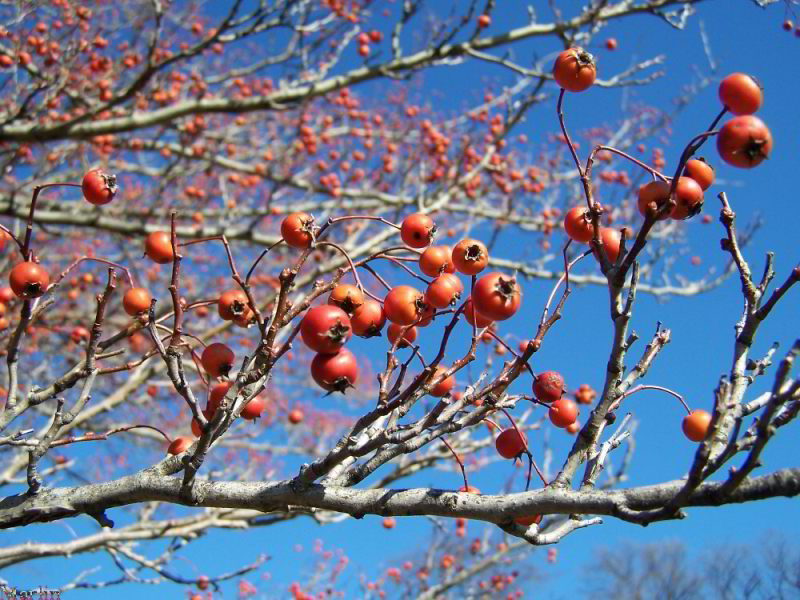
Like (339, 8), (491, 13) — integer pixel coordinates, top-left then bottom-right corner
(0, 1), (795, 597)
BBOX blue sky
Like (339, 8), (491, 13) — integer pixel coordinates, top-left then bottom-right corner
(2, 1), (798, 598)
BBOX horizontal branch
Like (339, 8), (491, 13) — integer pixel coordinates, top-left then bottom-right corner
(1, 467), (797, 531)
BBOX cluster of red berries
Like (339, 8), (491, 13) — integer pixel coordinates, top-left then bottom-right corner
(556, 60), (771, 265)
(280, 210), (525, 396)
(356, 30), (382, 57)
(13, 55), (763, 461)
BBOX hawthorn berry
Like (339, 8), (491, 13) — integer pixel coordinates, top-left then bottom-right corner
(281, 212), (314, 248)
(400, 213), (436, 248)
(574, 384), (596, 405)
(300, 305), (352, 354)
(419, 245), (455, 277)
(240, 395), (265, 420)
(122, 287), (152, 316)
(552, 47), (596, 92)
(549, 398), (579, 428)
(218, 289), (249, 321)
(82, 168), (117, 205)
(534, 371), (564, 403)
(310, 348), (358, 392)
(9, 262), (50, 299)
(471, 273), (522, 321)
(328, 283), (365, 315)
(201, 342), (235, 377)
(564, 206), (594, 243)
(495, 428), (527, 459)
(452, 239), (489, 275)
(718, 73), (762, 116)
(387, 323), (417, 347)
(683, 158), (715, 191)
(682, 409), (712, 442)
(428, 366), (454, 397)
(717, 115), (772, 168)
(350, 299), (386, 337)
(168, 436), (193, 455)
(144, 231), (174, 264)
(384, 285), (424, 325)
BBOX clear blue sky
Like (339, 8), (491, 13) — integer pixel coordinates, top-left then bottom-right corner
(2, 1), (798, 598)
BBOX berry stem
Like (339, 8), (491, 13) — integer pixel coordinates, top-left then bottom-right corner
(327, 215), (401, 230)
(494, 406), (547, 485)
(440, 436), (470, 492)
(618, 384), (691, 414)
(556, 89), (584, 179)
(22, 183), (83, 260)
(540, 245), (591, 326)
(587, 145), (669, 181)
(315, 241), (365, 294)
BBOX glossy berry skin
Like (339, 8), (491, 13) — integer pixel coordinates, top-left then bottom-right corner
(328, 284), (365, 315)
(471, 273), (522, 321)
(310, 348), (358, 393)
(717, 115), (772, 169)
(718, 73), (762, 116)
(671, 177), (704, 220)
(82, 169), (117, 205)
(70, 326), (90, 343)
(549, 398), (579, 428)
(350, 299), (386, 337)
(463, 296), (494, 328)
(207, 381), (233, 415)
(425, 274), (463, 309)
(452, 239), (489, 275)
(191, 409), (212, 437)
(201, 343), (235, 377)
(240, 395), (265, 420)
(419, 245), (455, 277)
(122, 287), (152, 316)
(429, 366), (454, 397)
(564, 206), (593, 243)
(495, 428), (527, 459)
(145, 231), (174, 264)
(288, 408), (304, 424)
(400, 213), (436, 248)
(534, 371), (564, 403)
(682, 409), (712, 442)
(218, 289), (249, 321)
(592, 228), (621, 263)
(281, 212), (314, 248)
(683, 158), (715, 191)
(300, 305), (352, 354)
(387, 323), (417, 347)
(9, 262), (50, 299)
(477, 14), (490, 28)
(384, 285), (424, 325)
(552, 47), (596, 92)
(637, 181), (671, 220)
(168, 436), (193, 455)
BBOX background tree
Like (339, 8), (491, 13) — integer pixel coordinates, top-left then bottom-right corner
(581, 536), (800, 600)
(0, 0), (797, 598)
